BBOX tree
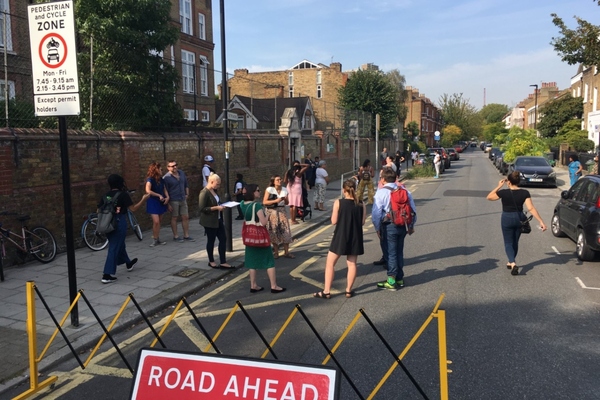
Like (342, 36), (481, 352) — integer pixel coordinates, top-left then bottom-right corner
(558, 119), (594, 151)
(438, 93), (482, 140)
(537, 94), (583, 138)
(338, 69), (399, 136)
(479, 103), (510, 124)
(551, 8), (600, 68)
(502, 126), (549, 163)
(385, 69), (409, 125)
(440, 124), (462, 147)
(75, 0), (182, 130)
(406, 121), (419, 138)
(482, 122), (508, 144)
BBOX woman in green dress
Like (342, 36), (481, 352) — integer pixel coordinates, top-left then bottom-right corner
(240, 183), (286, 294)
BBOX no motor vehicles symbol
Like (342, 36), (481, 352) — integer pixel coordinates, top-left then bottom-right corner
(38, 32), (67, 69)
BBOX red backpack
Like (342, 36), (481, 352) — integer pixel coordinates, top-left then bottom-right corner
(385, 186), (413, 227)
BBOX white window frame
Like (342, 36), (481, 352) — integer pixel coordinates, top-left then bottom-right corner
(0, 0), (12, 51)
(184, 109), (198, 121)
(316, 70), (322, 84)
(0, 80), (15, 100)
(316, 85), (322, 99)
(201, 111), (210, 122)
(179, 0), (192, 35)
(198, 13), (206, 40)
(584, 83), (589, 103)
(288, 72), (293, 86)
(199, 55), (209, 96)
(181, 50), (195, 94)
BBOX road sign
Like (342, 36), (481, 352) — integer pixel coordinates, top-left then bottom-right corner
(130, 348), (340, 400)
(434, 130), (440, 141)
(28, 0), (80, 117)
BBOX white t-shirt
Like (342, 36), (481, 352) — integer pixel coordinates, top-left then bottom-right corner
(234, 181), (244, 194)
(315, 167), (328, 185)
(434, 154), (441, 165)
(202, 164), (213, 187)
(265, 186), (288, 207)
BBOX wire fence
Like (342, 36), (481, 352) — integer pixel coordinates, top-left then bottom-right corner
(3, 10), (372, 135)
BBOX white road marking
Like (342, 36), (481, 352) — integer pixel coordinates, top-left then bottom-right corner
(575, 277), (600, 290)
(552, 246), (561, 255)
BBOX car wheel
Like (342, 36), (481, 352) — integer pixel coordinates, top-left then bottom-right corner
(551, 214), (565, 237)
(576, 229), (596, 261)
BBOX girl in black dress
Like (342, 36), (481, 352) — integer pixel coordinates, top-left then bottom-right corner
(313, 179), (366, 299)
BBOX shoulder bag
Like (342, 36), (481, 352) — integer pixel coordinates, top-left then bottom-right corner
(242, 202), (271, 247)
(510, 190), (533, 234)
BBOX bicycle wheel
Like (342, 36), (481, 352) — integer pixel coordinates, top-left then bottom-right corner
(82, 217), (109, 251)
(128, 211), (143, 241)
(29, 226), (57, 263)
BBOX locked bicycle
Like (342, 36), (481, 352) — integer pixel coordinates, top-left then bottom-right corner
(81, 191), (143, 251)
(0, 211), (58, 281)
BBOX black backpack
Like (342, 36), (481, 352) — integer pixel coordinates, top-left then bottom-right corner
(96, 191), (123, 234)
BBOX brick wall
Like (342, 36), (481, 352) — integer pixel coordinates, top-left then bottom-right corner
(0, 128), (387, 256)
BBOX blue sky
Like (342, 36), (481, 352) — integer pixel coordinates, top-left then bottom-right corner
(213, 0), (598, 110)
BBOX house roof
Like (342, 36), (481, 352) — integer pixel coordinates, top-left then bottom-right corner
(233, 95), (311, 123)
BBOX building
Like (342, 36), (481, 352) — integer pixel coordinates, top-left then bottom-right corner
(571, 65), (600, 147)
(403, 86), (442, 146)
(522, 82), (560, 130)
(225, 60), (348, 132)
(172, 0), (216, 124)
(4, 1), (33, 105)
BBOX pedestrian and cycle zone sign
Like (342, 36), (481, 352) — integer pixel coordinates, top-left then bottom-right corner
(27, 0), (80, 117)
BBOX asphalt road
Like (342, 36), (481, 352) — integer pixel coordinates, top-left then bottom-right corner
(6, 147), (600, 399)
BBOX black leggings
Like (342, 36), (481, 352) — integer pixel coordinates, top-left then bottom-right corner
(205, 219), (227, 263)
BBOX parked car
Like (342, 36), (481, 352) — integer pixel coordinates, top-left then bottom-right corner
(484, 143), (493, 152)
(551, 175), (600, 260)
(506, 156), (557, 187)
(494, 152), (509, 175)
(446, 148), (459, 161)
(489, 147), (502, 162)
(429, 147), (451, 169)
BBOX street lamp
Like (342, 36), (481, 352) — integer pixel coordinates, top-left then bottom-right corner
(220, 0), (233, 251)
(529, 84), (538, 130)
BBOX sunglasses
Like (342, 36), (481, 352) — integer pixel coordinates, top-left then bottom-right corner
(168, 164), (177, 167)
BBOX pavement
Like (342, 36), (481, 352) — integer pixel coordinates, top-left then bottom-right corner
(0, 156), (572, 396)
(0, 170), (391, 395)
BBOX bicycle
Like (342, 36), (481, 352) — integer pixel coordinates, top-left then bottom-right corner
(81, 193), (143, 251)
(0, 211), (58, 282)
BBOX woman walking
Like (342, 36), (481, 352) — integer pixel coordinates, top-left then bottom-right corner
(314, 160), (329, 211)
(284, 162), (308, 224)
(433, 150), (441, 179)
(263, 175), (295, 259)
(486, 171), (547, 275)
(313, 179), (366, 299)
(198, 173), (235, 269)
(568, 154), (583, 186)
(241, 183), (286, 294)
(145, 162), (169, 247)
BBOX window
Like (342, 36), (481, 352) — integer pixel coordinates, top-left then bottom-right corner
(288, 72), (293, 86)
(179, 0), (192, 35)
(594, 87), (598, 112)
(184, 109), (198, 121)
(584, 83), (589, 103)
(0, 0), (12, 51)
(201, 111), (210, 122)
(304, 113), (312, 129)
(316, 85), (322, 99)
(316, 70), (321, 84)
(199, 55), (209, 96)
(0, 80), (15, 100)
(198, 13), (206, 40)
(288, 86), (294, 97)
(181, 50), (195, 93)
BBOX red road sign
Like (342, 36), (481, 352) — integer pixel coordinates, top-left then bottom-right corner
(130, 348), (339, 400)
(38, 32), (67, 69)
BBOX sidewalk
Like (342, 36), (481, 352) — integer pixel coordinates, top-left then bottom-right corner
(0, 170), (409, 393)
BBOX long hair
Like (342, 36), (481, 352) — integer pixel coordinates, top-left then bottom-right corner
(243, 183), (259, 202)
(146, 162), (162, 182)
(362, 159), (371, 168)
(343, 178), (359, 205)
(269, 175), (281, 187)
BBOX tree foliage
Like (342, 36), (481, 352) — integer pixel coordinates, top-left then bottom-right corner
(74, 0), (182, 130)
(557, 119), (594, 151)
(385, 69), (408, 124)
(482, 122), (508, 144)
(438, 93), (482, 140)
(478, 103), (510, 124)
(537, 94), (583, 138)
(406, 121), (419, 138)
(551, 9), (600, 68)
(502, 127), (549, 163)
(338, 69), (399, 136)
(440, 124), (462, 147)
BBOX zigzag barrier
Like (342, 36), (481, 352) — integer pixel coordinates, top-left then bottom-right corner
(13, 281), (451, 399)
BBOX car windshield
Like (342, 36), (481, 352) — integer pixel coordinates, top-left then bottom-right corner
(515, 158), (549, 167)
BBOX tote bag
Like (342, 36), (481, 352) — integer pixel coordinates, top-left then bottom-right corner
(242, 202), (271, 247)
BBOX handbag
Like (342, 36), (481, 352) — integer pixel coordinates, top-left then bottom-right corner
(241, 202), (271, 247)
(510, 190), (533, 234)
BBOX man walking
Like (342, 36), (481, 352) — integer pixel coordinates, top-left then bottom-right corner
(379, 147), (388, 167)
(163, 160), (195, 242)
(371, 168), (417, 290)
(202, 155), (215, 188)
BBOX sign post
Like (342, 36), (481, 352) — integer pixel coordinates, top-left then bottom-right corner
(28, 0), (80, 326)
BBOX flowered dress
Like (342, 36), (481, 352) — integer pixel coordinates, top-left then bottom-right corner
(264, 187), (293, 245)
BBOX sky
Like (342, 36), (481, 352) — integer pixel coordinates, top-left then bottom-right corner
(212, 0), (598, 111)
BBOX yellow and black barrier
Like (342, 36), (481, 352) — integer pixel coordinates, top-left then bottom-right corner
(15, 282), (450, 400)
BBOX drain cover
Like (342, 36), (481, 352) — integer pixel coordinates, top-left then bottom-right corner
(174, 268), (200, 277)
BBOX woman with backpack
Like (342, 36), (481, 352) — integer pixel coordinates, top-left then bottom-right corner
(356, 159), (375, 205)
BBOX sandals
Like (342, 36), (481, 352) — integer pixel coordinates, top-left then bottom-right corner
(284, 253), (295, 259)
(313, 291), (331, 299)
(511, 264), (519, 276)
(345, 290), (355, 298)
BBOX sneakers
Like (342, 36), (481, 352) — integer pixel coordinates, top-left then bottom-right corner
(101, 275), (117, 284)
(377, 277), (400, 291)
(126, 258), (138, 272)
(183, 236), (195, 242)
(396, 280), (405, 288)
(173, 237), (184, 243)
(150, 238), (167, 247)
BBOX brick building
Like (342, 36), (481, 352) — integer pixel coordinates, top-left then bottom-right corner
(571, 65), (600, 147)
(225, 60), (348, 132)
(522, 81), (560, 130)
(4, 0), (33, 105)
(403, 86), (442, 147)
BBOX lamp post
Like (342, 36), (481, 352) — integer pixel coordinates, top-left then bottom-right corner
(529, 84), (538, 131)
(219, 0), (232, 252)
